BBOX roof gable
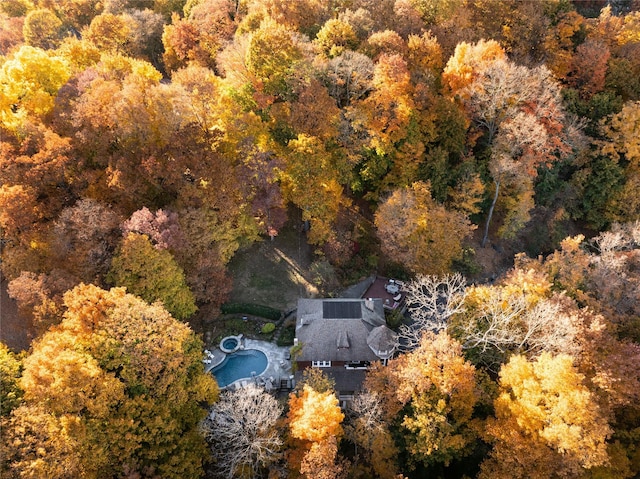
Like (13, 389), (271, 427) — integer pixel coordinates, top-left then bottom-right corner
(296, 298), (391, 362)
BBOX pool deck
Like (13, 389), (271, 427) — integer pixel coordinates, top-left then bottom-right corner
(205, 338), (293, 391)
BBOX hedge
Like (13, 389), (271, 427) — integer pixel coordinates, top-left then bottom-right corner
(221, 302), (282, 321)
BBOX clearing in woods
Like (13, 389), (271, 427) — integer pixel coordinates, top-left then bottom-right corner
(226, 221), (316, 312)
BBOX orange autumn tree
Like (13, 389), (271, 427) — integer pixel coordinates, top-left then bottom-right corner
(442, 39), (505, 94)
(1, 284), (218, 479)
(288, 383), (345, 479)
(480, 353), (611, 479)
(365, 331), (480, 470)
(375, 181), (474, 274)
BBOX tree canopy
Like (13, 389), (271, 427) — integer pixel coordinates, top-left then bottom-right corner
(1, 1), (640, 478)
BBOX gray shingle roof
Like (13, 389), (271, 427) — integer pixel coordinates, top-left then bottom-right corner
(295, 298), (396, 362)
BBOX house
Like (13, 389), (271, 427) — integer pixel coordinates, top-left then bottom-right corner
(294, 298), (397, 404)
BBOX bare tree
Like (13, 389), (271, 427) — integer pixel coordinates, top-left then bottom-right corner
(458, 293), (580, 364)
(397, 273), (467, 351)
(588, 221), (640, 318)
(202, 384), (283, 478)
(459, 59), (568, 246)
(344, 391), (398, 479)
(345, 391), (386, 445)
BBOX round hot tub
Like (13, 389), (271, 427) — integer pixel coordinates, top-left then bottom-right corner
(220, 335), (242, 353)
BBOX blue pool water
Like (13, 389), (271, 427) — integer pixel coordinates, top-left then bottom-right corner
(211, 349), (268, 388)
(222, 337), (239, 350)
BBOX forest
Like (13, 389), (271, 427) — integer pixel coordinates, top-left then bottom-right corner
(1, 0), (640, 477)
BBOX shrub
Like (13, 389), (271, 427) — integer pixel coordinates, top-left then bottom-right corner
(261, 322), (276, 334)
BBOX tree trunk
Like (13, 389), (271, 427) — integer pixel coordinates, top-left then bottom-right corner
(481, 179), (500, 247)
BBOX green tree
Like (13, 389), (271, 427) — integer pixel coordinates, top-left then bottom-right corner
(0, 343), (23, 417)
(599, 101), (640, 224)
(108, 232), (197, 320)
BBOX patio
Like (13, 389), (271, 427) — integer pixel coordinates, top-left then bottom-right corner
(205, 338), (293, 391)
(363, 276), (407, 310)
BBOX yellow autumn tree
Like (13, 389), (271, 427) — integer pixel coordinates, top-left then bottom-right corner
(451, 267), (585, 369)
(0, 45), (71, 132)
(2, 284), (218, 479)
(289, 384), (344, 443)
(365, 331), (480, 470)
(480, 353), (611, 479)
(288, 384), (345, 479)
(280, 134), (349, 245)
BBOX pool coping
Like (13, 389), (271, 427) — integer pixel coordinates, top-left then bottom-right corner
(205, 338), (293, 391)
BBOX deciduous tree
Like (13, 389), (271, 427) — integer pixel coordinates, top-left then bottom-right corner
(0, 45), (71, 132)
(442, 39), (506, 94)
(366, 331), (480, 469)
(162, 0), (237, 73)
(83, 12), (132, 53)
(108, 232), (196, 319)
(344, 391), (399, 478)
(280, 134), (348, 245)
(122, 206), (184, 251)
(374, 181), (474, 275)
(202, 384), (283, 478)
(567, 39), (610, 98)
(324, 50), (374, 108)
(0, 343), (23, 417)
(315, 18), (359, 58)
(7, 270), (76, 335)
(245, 16), (304, 100)
(450, 55), (569, 245)
(452, 268), (584, 368)
(238, 149), (288, 239)
(600, 101), (640, 224)
(50, 198), (122, 284)
(2, 284), (217, 479)
(22, 8), (63, 50)
(397, 273), (467, 349)
(480, 353), (611, 479)
(288, 383), (345, 478)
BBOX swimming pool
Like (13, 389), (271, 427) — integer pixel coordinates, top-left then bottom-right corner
(210, 349), (268, 388)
